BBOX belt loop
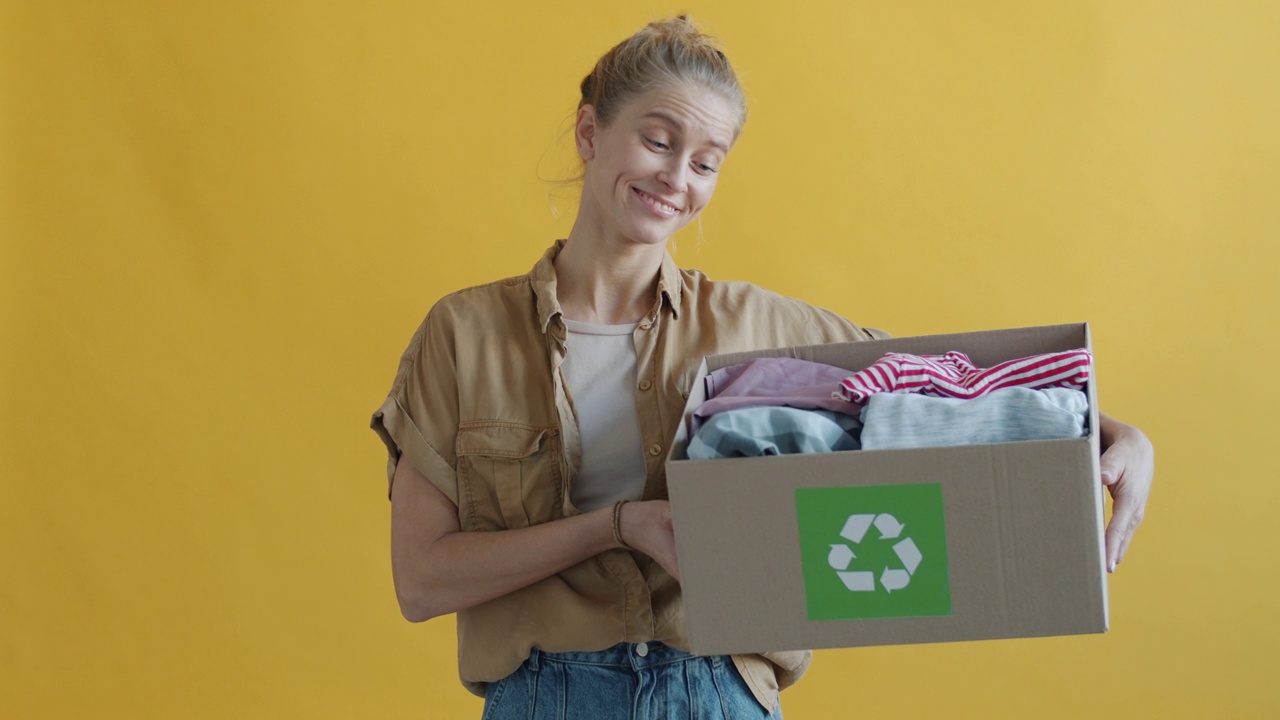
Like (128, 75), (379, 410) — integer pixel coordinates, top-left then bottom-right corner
(527, 647), (541, 673)
(710, 655), (722, 668)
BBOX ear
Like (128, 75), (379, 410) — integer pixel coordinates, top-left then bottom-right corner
(574, 105), (598, 162)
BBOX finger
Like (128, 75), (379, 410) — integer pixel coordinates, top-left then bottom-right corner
(1107, 480), (1150, 571)
(665, 528), (681, 583)
(1104, 493), (1137, 572)
(1099, 453), (1123, 568)
(1100, 468), (1117, 487)
(1117, 503), (1144, 564)
(1099, 448), (1126, 487)
(1104, 524), (1123, 573)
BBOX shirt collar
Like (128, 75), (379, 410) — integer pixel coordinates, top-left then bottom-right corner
(531, 240), (683, 335)
(532, 241), (565, 335)
(656, 245), (683, 320)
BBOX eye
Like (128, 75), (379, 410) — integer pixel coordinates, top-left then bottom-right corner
(645, 137), (670, 151)
(694, 162), (719, 175)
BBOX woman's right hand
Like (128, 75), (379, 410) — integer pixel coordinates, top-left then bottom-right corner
(618, 500), (681, 582)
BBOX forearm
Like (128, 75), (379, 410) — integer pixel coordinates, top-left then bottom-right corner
(397, 507), (617, 622)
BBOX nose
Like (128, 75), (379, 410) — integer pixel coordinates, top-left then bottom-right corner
(656, 157), (688, 193)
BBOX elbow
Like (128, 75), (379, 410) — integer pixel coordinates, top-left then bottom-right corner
(392, 552), (448, 622)
(399, 604), (433, 624)
(395, 583), (448, 623)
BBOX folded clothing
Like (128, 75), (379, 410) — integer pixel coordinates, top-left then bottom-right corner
(691, 357), (860, 434)
(687, 406), (862, 460)
(835, 349), (1091, 403)
(859, 387), (1089, 451)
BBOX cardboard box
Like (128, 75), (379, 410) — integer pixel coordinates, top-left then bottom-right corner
(666, 323), (1107, 655)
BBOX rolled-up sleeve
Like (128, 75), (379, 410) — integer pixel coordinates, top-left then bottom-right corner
(370, 310), (461, 504)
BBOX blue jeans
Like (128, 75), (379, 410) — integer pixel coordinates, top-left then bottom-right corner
(481, 642), (783, 720)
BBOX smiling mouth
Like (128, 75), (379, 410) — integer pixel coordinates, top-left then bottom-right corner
(633, 188), (680, 216)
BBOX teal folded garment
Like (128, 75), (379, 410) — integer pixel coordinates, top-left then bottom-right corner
(687, 407), (862, 459)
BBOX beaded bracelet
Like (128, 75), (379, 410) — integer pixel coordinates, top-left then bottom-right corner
(612, 500), (633, 550)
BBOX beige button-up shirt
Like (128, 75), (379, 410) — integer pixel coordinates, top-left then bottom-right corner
(372, 241), (884, 711)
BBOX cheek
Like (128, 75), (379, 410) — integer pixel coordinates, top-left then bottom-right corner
(693, 177), (719, 207)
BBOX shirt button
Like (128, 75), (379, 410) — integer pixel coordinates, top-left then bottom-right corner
(635, 642), (649, 657)
(639, 379), (652, 392)
(648, 444), (663, 456)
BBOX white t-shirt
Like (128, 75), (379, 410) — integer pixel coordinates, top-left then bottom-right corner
(561, 318), (648, 513)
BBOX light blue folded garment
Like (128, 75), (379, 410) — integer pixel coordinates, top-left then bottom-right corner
(858, 387), (1088, 451)
(687, 406), (862, 460)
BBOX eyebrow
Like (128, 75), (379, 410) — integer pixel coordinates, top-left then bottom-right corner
(641, 110), (731, 154)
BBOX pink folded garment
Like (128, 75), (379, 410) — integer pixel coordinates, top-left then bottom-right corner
(834, 348), (1092, 403)
(691, 356), (859, 434)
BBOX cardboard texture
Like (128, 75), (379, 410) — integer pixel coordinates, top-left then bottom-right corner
(666, 324), (1107, 656)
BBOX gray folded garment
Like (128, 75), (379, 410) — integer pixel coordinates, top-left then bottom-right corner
(858, 387), (1088, 451)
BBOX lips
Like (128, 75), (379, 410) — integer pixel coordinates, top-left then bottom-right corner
(633, 187), (681, 217)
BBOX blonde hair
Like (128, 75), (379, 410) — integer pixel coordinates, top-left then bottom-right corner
(578, 16), (746, 134)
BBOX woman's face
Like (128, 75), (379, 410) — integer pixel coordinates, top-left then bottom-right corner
(576, 82), (738, 248)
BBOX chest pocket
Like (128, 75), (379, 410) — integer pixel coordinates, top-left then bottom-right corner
(455, 422), (563, 531)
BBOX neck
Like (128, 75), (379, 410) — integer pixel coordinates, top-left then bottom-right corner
(555, 230), (666, 325)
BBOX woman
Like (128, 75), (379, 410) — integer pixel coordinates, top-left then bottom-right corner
(371, 17), (1154, 719)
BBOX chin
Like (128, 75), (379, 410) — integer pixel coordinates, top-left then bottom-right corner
(632, 231), (681, 248)
(620, 221), (682, 248)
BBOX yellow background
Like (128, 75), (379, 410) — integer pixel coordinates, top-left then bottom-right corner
(3, 1), (1277, 717)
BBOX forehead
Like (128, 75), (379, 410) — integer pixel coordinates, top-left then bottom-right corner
(620, 83), (739, 151)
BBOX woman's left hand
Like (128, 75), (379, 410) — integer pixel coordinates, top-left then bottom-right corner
(1098, 413), (1155, 573)
(619, 500), (681, 582)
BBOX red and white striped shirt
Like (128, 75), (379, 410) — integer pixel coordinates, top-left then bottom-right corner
(834, 349), (1092, 403)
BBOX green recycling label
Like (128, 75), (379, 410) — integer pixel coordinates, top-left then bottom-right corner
(795, 483), (952, 621)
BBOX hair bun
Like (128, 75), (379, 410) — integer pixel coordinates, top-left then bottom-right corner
(577, 16), (746, 130)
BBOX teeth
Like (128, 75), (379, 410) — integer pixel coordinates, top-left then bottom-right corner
(639, 189), (677, 213)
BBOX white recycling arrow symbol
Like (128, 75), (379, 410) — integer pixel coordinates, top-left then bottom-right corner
(825, 513), (923, 593)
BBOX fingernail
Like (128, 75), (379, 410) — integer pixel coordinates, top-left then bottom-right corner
(1108, 560), (1116, 573)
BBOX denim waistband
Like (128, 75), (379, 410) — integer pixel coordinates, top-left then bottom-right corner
(527, 642), (720, 672)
